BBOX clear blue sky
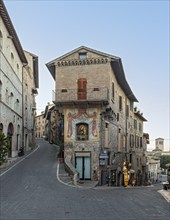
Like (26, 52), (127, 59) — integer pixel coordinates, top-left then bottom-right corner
(4, 0), (169, 150)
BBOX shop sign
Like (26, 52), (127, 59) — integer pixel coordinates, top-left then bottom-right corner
(99, 151), (108, 159)
(99, 159), (106, 166)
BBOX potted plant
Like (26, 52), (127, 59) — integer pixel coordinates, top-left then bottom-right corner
(0, 131), (9, 165)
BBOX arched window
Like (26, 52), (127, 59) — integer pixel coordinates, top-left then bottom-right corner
(0, 80), (2, 99)
(17, 125), (20, 134)
(0, 30), (3, 49)
(7, 123), (14, 157)
(16, 125), (20, 150)
(137, 158), (139, 167)
(8, 123), (14, 136)
(9, 92), (14, 108)
(17, 64), (19, 74)
(11, 52), (14, 66)
(6, 89), (9, 104)
(76, 123), (88, 141)
(15, 98), (19, 113)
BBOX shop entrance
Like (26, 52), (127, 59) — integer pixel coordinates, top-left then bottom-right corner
(75, 155), (91, 180)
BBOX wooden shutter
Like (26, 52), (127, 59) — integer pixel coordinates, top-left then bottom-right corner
(77, 78), (87, 100)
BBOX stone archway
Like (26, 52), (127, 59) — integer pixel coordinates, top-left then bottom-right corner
(16, 125), (20, 151)
(7, 123), (14, 157)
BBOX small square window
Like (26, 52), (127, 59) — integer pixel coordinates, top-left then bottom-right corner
(79, 52), (87, 59)
(61, 89), (67, 93)
(93, 88), (99, 91)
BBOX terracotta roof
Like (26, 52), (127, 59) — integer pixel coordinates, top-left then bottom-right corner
(0, 0), (27, 64)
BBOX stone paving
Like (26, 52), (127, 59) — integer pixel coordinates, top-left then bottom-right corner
(1, 144), (170, 202)
(158, 189), (170, 203)
(0, 140), (170, 220)
(58, 158), (170, 203)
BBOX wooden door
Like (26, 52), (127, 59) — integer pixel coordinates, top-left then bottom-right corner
(77, 78), (87, 100)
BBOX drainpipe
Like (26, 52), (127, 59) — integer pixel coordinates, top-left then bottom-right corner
(99, 111), (105, 185)
(125, 96), (128, 164)
(100, 112), (102, 151)
(22, 63), (27, 153)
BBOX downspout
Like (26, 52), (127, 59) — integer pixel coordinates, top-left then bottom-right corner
(22, 63), (28, 152)
(100, 112), (104, 151)
(125, 96), (128, 164)
(99, 111), (104, 186)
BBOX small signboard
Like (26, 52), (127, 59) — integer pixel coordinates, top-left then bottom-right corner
(99, 151), (108, 159)
(99, 151), (108, 166)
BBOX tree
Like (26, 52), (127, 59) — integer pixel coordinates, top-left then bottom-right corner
(0, 131), (9, 165)
(160, 155), (170, 170)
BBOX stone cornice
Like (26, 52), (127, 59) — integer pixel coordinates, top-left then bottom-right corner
(56, 58), (110, 67)
(0, 1), (27, 64)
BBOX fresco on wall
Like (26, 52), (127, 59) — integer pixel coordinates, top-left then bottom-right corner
(65, 108), (99, 141)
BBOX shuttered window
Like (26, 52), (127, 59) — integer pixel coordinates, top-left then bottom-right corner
(77, 78), (87, 100)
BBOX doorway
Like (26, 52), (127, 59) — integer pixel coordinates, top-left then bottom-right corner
(7, 123), (14, 157)
(75, 156), (91, 180)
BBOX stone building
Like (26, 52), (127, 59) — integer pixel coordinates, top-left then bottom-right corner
(155, 137), (164, 151)
(0, 0), (39, 157)
(46, 46), (148, 185)
(23, 51), (39, 152)
(35, 112), (45, 138)
(44, 103), (55, 143)
(44, 102), (63, 144)
(129, 109), (148, 185)
(147, 157), (161, 183)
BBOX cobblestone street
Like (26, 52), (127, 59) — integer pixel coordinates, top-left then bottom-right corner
(0, 139), (169, 220)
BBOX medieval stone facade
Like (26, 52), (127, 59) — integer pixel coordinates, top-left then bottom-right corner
(35, 113), (45, 138)
(23, 51), (39, 152)
(0, 1), (39, 157)
(43, 102), (63, 144)
(46, 46), (148, 185)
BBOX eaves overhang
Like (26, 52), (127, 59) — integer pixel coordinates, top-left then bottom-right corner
(134, 111), (147, 122)
(0, 0), (27, 64)
(46, 106), (55, 120)
(24, 50), (39, 88)
(43, 105), (48, 118)
(45, 45), (120, 81)
(111, 59), (138, 102)
(33, 56), (39, 88)
(44, 104), (55, 118)
(46, 62), (55, 81)
(143, 133), (150, 144)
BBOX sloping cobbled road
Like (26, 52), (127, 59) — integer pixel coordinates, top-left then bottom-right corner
(0, 139), (169, 220)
